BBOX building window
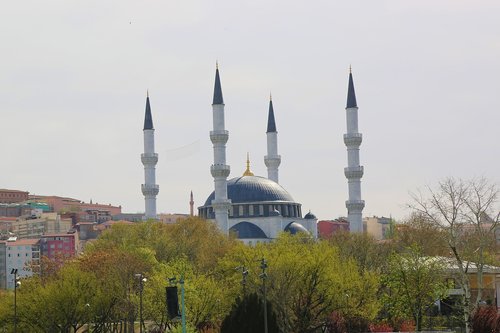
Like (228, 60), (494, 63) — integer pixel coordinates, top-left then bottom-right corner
(259, 205), (264, 216)
(249, 205), (254, 216)
(239, 205), (244, 216)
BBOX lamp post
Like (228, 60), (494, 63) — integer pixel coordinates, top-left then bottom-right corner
(85, 303), (90, 333)
(11, 268), (20, 333)
(260, 258), (268, 333)
(168, 276), (186, 333)
(135, 273), (147, 333)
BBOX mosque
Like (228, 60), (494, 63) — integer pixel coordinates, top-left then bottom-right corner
(140, 65), (365, 243)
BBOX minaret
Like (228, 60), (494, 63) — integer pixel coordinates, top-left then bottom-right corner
(189, 191), (194, 216)
(344, 67), (365, 232)
(210, 64), (231, 233)
(264, 94), (281, 183)
(141, 92), (159, 220)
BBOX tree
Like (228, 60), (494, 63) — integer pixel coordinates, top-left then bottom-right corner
(383, 245), (448, 331)
(220, 293), (279, 333)
(409, 177), (500, 333)
(218, 234), (381, 333)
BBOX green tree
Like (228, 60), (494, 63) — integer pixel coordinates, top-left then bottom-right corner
(383, 245), (448, 331)
(221, 293), (279, 333)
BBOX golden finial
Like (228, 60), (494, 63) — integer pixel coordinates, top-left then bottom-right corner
(243, 152), (254, 176)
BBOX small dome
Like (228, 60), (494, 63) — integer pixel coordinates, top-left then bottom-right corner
(304, 211), (316, 219)
(230, 222), (267, 239)
(204, 176), (295, 206)
(284, 222), (310, 235)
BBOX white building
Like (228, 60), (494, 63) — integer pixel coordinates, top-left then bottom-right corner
(1, 238), (40, 289)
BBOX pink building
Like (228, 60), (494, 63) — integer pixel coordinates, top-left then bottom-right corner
(40, 233), (78, 260)
(318, 218), (350, 239)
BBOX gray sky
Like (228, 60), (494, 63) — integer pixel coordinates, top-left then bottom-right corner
(1, 0), (499, 221)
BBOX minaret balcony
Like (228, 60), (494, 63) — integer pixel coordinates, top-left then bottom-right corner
(345, 199), (365, 211)
(211, 164), (230, 178)
(264, 155), (281, 168)
(141, 153), (158, 165)
(344, 166), (364, 179)
(343, 133), (362, 146)
(141, 184), (159, 196)
(210, 130), (229, 144)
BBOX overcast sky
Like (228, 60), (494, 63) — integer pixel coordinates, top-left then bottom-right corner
(1, 0), (499, 221)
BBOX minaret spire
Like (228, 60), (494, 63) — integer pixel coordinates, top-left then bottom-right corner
(343, 67), (365, 232)
(189, 191), (194, 216)
(264, 94), (281, 183)
(210, 64), (231, 233)
(141, 93), (159, 219)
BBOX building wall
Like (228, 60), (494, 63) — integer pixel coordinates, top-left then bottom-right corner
(28, 195), (121, 215)
(0, 189), (29, 204)
(318, 219), (350, 239)
(4, 239), (40, 289)
(40, 233), (78, 260)
(0, 242), (6, 289)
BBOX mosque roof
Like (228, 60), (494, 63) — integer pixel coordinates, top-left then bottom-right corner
(230, 221), (267, 239)
(203, 175), (295, 206)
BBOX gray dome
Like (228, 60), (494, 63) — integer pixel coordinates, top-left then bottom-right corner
(284, 222), (310, 235)
(304, 212), (316, 219)
(230, 222), (267, 239)
(204, 176), (295, 206)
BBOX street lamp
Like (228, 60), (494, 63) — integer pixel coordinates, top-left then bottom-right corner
(168, 276), (186, 333)
(85, 303), (90, 333)
(135, 273), (147, 333)
(11, 269), (21, 333)
(260, 258), (268, 333)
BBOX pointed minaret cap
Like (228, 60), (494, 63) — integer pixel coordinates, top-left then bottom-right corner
(212, 62), (224, 105)
(266, 93), (277, 133)
(144, 92), (154, 130)
(243, 152), (255, 176)
(346, 66), (358, 108)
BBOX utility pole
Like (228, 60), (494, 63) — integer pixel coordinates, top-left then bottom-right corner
(260, 258), (268, 333)
(180, 274), (186, 333)
(11, 269), (20, 333)
(135, 273), (147, 333)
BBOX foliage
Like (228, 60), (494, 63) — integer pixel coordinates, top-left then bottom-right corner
(471, 305), (500, 333)
(382, 245), (448, 331)
(220, 293), (279, 333)
(219, 234), (380, 333)
(368, 321), (393, 332)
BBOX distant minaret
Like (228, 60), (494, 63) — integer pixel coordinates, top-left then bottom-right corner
(189, 191), (194, 216)
(344, 67), (365, 232)
(141, 92), (159, 220)
(210, 64), (231, 233)
(264, 94), (281, 183)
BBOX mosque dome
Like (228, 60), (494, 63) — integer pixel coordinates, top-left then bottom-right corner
(229, 221), (267, 239)
(203, 176), (295, 206)
(284, 222), (311, 235)
(304, 211), (317, 219)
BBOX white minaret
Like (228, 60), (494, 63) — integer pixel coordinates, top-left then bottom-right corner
(210, 64), (231, 233)
(344, 68), (365, 232)
(141, 93), (159, 220)
(264, 95), (281, 183)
